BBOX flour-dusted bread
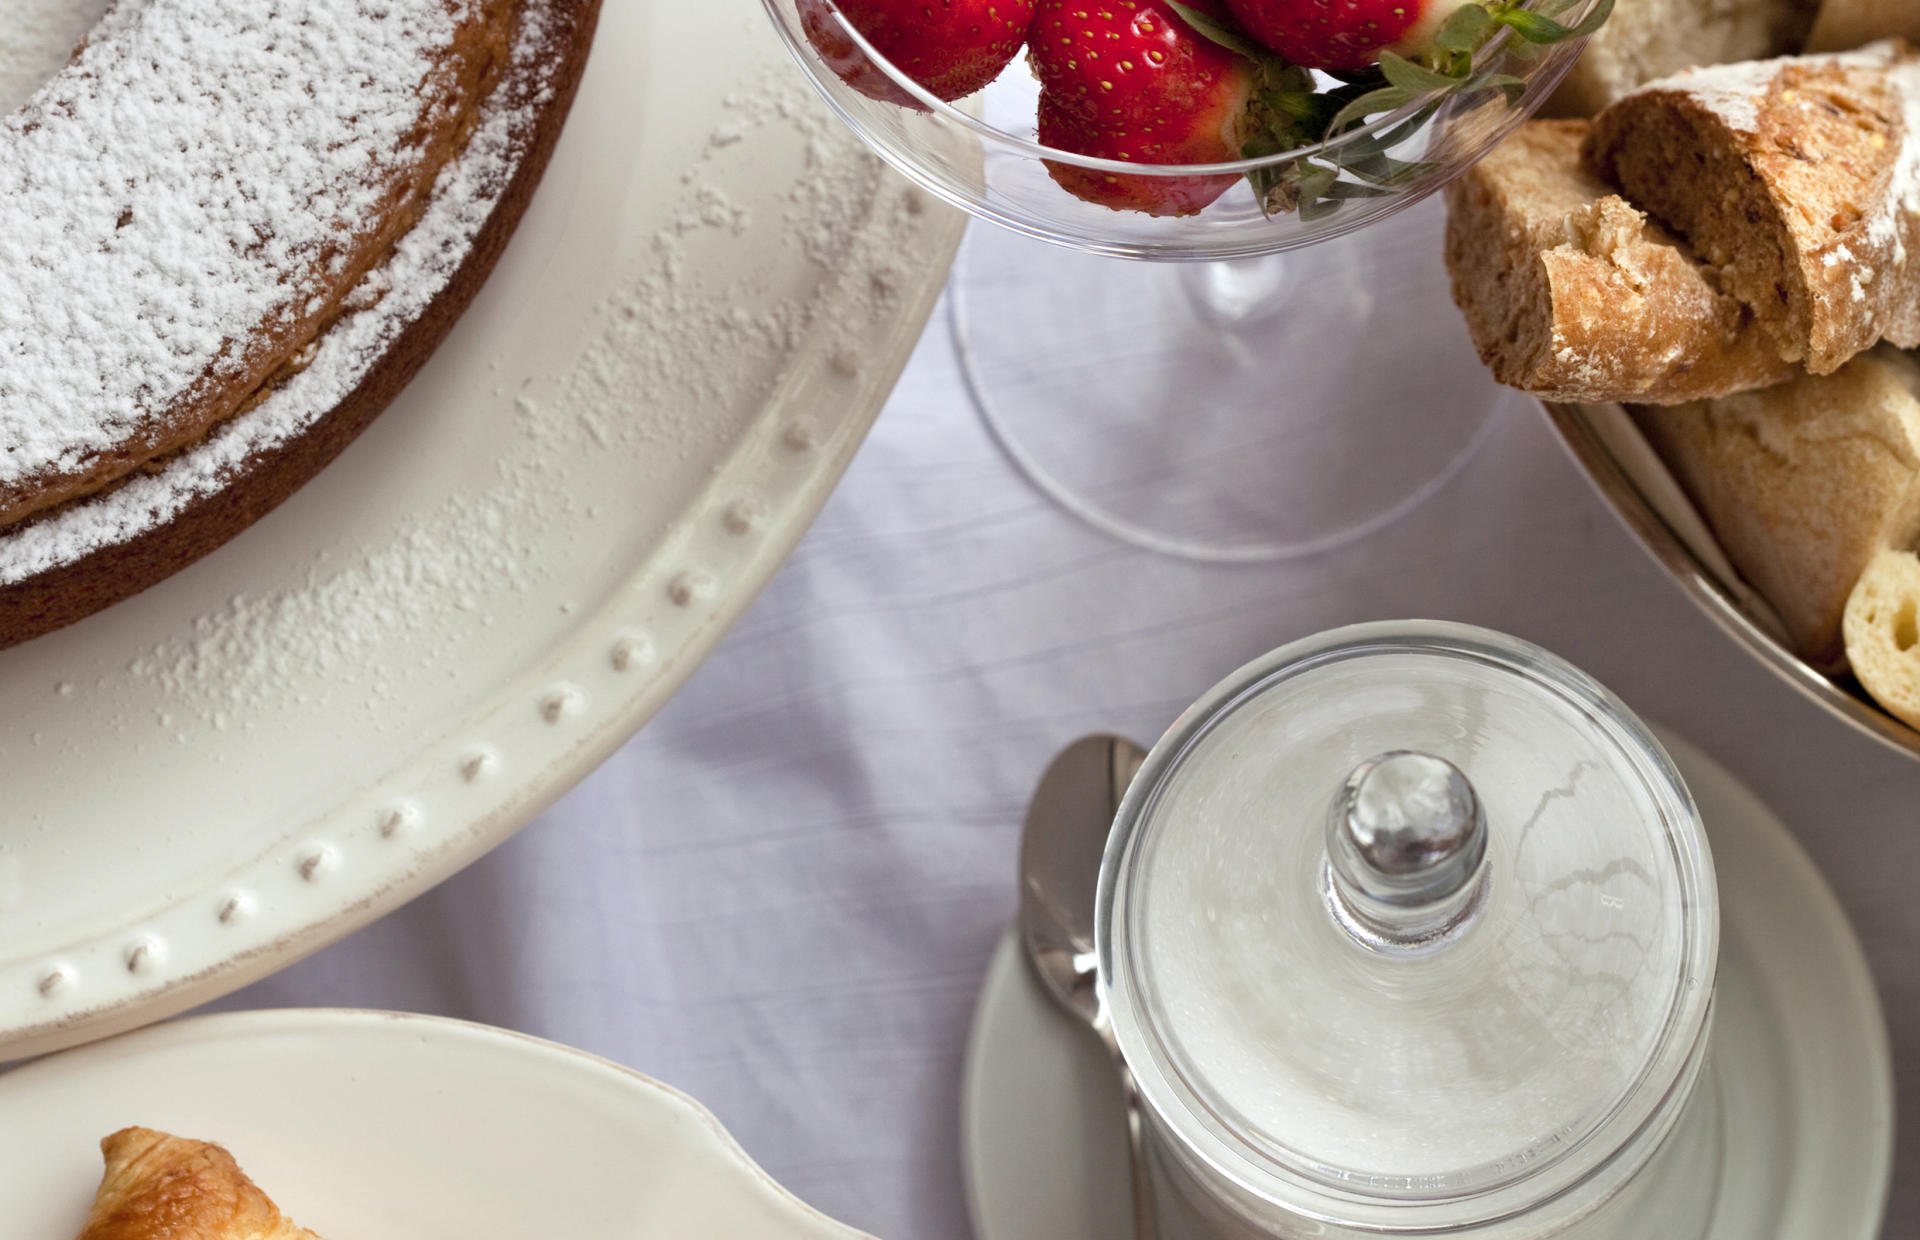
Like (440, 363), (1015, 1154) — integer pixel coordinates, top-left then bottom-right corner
(1634, 346), (1920, 664)
(1584, 42), (1920, 376)
(1845, 545), (1920, 728)
(1808, 0), (1920, 54)
(1550, 0), (1816, 117)
(76, 1128), (324, 1240)
(1444, 118), (1795, 403)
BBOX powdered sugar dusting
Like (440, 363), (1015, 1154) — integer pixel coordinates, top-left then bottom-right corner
(0, 0), (111, 114)
(0, 0), (499, 503)
(119, 71), (925, 721)
(0, 0), (560, 586)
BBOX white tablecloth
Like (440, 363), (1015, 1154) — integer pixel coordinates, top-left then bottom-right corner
(218, 226), (1917, 1239)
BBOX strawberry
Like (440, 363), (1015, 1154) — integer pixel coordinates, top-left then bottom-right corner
(1032, 0), (1615, 215)
(1223, 0), (1524, 73)
(1038, 91), (1245, 216)
(799, 0), (1037, 108)
(1029, 0), (1297, 216)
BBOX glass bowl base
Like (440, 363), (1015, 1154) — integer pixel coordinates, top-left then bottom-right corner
(950, 199), (1513, 563)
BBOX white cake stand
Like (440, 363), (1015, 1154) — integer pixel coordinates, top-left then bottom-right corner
(960, 729), (1893, 1240)
(0, 0), (962, 1058)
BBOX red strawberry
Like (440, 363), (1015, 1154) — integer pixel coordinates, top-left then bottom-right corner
(1029, 0), (1277, 216)
(1222, 0), (1476, 72)
(799, 0), (1037, 108)
(1039, 93), (1243, 216)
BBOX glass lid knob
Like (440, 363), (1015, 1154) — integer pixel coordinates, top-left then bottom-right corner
(1325, 750), (1489, 949)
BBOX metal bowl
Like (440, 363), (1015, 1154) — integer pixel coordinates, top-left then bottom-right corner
(1542, 401), (1920, 765)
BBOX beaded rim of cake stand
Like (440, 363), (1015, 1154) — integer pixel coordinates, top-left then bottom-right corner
(1, 171), (959, 1058)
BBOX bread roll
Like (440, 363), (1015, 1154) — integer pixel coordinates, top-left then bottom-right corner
(1549, 0), (1816, 117)
(1584, 43), (1920, 375)
(1634, 346), (1920, 664)
(1444, 118), (1796, 404)
(1844, 545), (1920, 728)
(76, 1128), (323, 1240)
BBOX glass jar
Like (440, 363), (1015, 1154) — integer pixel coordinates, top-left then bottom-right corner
(1096, 622), (1721, 1238)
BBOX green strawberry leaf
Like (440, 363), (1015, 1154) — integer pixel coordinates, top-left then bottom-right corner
(1246, 164), (1281, 206)
(1325, 85), (1419, 136)
(1490, 0), (1614, 44)
(1296, 163), (1339, 199)
(1378, 50), (1466, 92)
(1371, 101), (1443, 149)
(1435, 3), (1496, 53)
(1299, 195), (1343, 221)
(1505, 35), (1548, 62)
(1249, 160), (1303, 215)
(1561, 0), (1618, 39)
(1257, 59), (1317, 97)
(1492, 8), (1567, 40)
(1263, 88), (1343, 132)
(1165, 1), (1272, 62)
(1333, 146), (1429, 185)
(1462, 70), (1529, 104)
(1322, 180), (1398, 198)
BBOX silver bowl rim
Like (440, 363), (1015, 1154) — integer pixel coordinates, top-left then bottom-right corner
(1541, 400), (1920, 766)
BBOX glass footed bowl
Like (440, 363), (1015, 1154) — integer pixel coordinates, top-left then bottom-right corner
(761, 0), (1607, 260)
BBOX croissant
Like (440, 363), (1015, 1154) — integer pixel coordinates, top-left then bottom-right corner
(75, 1127), (325, 1240)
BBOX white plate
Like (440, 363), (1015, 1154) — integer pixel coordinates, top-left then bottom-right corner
(0, 1), (961, 1057)
(0, 1008), (872, 1240)
(960, 730), (1894, 1240)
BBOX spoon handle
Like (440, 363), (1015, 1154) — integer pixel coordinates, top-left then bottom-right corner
(1114, 1051), (1158, 1240)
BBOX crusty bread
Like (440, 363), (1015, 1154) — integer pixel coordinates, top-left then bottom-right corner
(1444, 118), (1796, 404)
(1634, 346), (1920, 665)
(1809, 0), (1920, 54)
(1549, 0), (1816, 118)
(1584, 43), (1920, 375)
(1844, 545), (1920, 728)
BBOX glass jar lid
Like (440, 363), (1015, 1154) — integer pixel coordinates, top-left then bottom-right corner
(1097, 622), (1718, 1228)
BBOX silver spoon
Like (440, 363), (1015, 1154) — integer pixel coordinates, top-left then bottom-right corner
(1018, 733), (1155, 1240)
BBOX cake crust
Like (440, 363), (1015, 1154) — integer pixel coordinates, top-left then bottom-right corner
(0, 0), (600, 650)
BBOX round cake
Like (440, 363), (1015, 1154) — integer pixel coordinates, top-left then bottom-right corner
(0, 0), (600, 648)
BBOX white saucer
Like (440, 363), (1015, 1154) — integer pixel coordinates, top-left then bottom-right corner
(960, 730), (1893, 1240)
(0, 1008), (872, 1239)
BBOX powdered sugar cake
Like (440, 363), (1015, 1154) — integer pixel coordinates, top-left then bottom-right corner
(0, 0), (600, 648)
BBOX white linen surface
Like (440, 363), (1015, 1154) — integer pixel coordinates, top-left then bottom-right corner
(218, 226), (1917, 1239)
